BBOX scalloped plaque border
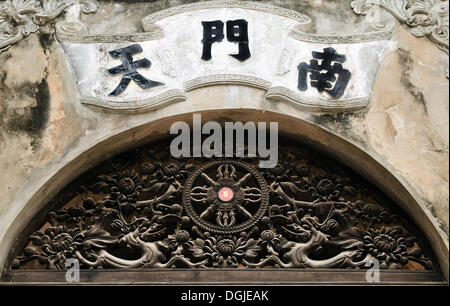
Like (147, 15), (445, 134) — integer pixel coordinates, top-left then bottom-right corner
(80, 89), (187, 113)
(184, 75), (369, 113)
(265, 86), (368, 112)
(289, 27), (393, 43)
(141, 0), (311, 25)
(184, 74), (272, 91)
(56, 31), (164, 43)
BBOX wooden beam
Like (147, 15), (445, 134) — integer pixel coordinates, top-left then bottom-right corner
(1, 269), (446, 285)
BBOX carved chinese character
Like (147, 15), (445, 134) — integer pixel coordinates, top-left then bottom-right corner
(297, 47), (351, 99)
(201, 20), (225, 61)
(201, 19), (251, 62)
(107, 44), (164, 96)
(226, 19), (251, 62)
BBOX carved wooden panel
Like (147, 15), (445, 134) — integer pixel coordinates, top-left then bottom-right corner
(9, 137), (436, 272)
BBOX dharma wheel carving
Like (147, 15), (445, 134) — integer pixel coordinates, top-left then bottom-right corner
(183, 160), (269, 235)
(9, 138), (435, 271)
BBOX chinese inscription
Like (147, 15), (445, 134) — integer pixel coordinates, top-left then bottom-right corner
(201, 19), (251, 62)
(107, 44), (164, 96)
(298, 47), (351, 99)
(102, 37), (353, 101)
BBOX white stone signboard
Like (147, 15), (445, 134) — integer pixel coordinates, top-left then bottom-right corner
(57, 1), (393, 113)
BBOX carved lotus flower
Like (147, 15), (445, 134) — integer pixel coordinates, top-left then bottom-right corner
(258, 230), (287, 255)
(357, 202), (394, 224)
(309, 174), (342, 200)
(175, 230), (190, 244)
(362, 227), (410, 268)
(163, 162), (183, 176)
(373, 233), (397, 253)
(118, 177), (135, 195)
(41, 226), (77, 250)
(216, 238), (236, 256)
(166, 230), (192, 255)
(47, 232), (74, 253)
(157, 161), (188, 183)
(141, 162), (156, 175)
(27, 225), (82, 269)
(109, 170), (141, 204)
(260, 230), (276, 241)
(187, 235), (248, 268)
(316, 179), (335, 196)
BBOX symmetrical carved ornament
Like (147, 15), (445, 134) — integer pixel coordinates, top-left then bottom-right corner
(351, 0), (449, 54)
(0, 0), (99, 53)
(11, 139), (435, 271)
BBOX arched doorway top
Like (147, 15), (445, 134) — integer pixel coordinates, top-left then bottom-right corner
(0, 107), (447, 284)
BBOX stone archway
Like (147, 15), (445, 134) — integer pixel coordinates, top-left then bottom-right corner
(0, 106), (447, 284)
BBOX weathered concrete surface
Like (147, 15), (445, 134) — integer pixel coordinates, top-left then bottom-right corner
(317, 24), (450, 234)
(0, 0), (448, 277)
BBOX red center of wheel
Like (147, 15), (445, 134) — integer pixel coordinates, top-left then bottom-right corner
(218, 187), (234, 202)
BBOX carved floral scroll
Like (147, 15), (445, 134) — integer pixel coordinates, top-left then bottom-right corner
(11, 138), (435, 271)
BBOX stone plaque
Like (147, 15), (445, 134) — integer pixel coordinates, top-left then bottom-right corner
(57, 1), (393, 113)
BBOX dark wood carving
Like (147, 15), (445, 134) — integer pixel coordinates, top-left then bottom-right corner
(10, 138), (435, 271)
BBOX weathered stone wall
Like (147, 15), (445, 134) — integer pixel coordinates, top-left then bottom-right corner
(0, 0), (448, 277)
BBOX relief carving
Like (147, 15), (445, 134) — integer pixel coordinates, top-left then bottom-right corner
(351, 0), (449, 77)
(11, 139), (435, 271)
(0, 0), (99, 53)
